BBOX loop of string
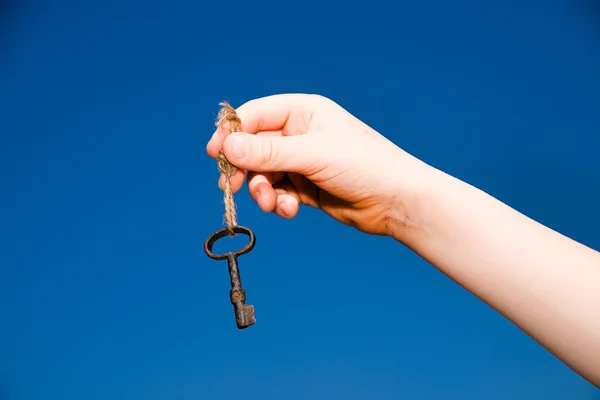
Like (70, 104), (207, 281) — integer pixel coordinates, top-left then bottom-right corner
(215, 102), (242, 236)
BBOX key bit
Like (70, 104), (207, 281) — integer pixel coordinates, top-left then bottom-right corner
(204, 225), (257, 329)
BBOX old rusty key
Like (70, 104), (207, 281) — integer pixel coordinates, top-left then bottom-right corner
(204, 226), (256, 329)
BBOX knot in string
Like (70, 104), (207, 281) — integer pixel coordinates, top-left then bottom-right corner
(217, 151), (237, 177)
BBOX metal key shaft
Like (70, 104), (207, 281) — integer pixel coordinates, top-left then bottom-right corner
(204, 226), (256, 329)
(225, 252), (255, 328)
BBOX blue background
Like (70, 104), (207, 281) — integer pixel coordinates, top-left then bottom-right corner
(1, 0), (599, 399)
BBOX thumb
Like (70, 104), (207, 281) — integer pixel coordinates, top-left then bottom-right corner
(222, 132), (323, 173)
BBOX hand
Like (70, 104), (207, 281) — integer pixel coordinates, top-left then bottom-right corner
(206, 93), (429, 237)
(206, 94), (600, 387)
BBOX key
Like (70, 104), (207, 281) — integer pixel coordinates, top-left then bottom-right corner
(204, 226), (256, 329)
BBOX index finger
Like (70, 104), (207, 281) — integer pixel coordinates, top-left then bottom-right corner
(236, 93), (320, 133)
(206, 93), (319, 158)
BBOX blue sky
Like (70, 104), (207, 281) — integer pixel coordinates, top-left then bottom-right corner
(1, 0), (599, 399)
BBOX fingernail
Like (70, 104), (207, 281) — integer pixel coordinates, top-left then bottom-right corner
(230, 134), (247, 160)
(279, 199), (288, 217)
(254, 191), (261, 205)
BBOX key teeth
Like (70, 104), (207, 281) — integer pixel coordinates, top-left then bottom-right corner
(236, 304), (256, 330)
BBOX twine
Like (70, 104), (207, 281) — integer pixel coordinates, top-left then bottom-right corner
(215, 101), (242, 235)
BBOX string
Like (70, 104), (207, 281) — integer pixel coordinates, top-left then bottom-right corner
(215, 101), (242, 235)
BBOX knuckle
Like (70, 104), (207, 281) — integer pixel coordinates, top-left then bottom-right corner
(308, 93), (329, 104)
(237, 98), (258, 112)
(260, 138), (277, 166)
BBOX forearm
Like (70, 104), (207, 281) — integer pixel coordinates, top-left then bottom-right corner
(392, 164), (600, 387)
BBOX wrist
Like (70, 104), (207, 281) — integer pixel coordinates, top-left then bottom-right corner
(384, 154), (453, 246)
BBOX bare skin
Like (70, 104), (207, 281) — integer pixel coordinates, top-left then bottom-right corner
(206, 93), (600, 388)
